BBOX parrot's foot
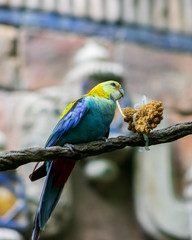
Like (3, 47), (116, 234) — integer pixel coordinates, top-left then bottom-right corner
(64, 143), (74, 152)
(100, 137), (108, 143)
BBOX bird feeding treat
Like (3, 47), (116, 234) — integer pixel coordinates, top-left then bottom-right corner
(123, 100), (164, 136)
(116, 97), (164, 151)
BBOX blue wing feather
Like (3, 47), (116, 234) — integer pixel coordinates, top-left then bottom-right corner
(45, 97), (89, 147)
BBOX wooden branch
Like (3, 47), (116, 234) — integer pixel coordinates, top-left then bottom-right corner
(0, 121), (191, 171)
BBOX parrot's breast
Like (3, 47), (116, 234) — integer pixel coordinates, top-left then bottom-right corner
(62, 96), (116, 144)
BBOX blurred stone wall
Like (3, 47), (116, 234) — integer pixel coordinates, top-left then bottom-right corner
(0, 26), (85, 149)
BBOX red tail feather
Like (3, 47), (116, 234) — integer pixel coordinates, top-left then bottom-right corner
(52, 158), (76, 188)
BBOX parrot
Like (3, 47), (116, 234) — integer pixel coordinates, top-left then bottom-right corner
(30, 80), (124, 240)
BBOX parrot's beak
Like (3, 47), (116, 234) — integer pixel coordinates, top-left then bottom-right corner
(119, 87), (124, 98)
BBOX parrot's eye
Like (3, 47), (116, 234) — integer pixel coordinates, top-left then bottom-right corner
(111, 82), (116, 87)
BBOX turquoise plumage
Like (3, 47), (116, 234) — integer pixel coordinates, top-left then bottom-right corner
(30, 80), (124, 240)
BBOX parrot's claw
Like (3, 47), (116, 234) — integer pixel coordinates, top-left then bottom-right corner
(64, 143), (74, 152)
(100, 137), (108, 143)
